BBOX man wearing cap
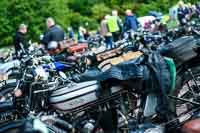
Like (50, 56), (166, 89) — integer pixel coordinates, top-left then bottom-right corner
(14, 23), (28, 57)
(41, 17), (65, 48)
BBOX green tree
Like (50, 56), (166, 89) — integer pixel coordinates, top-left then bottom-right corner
(0, 0), (71, 47)
(91, 3), (111, 21)
(0, 0), (200, 47)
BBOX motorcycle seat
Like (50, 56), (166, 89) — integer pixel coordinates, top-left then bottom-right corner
(160, 36), (199, 66)
(72, 69), (102, 83)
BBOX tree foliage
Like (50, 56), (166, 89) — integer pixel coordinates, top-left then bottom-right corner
(0, 0), (199, 47)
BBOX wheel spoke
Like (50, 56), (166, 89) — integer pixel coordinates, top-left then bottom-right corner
(175, 73), (200, 121)
(186, 82), (196, 96)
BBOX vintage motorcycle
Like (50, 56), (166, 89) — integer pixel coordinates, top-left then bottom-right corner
(0, 35), (199, 133)
(1, 23), (200, 132)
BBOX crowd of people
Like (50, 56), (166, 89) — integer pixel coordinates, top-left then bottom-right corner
(14, 17), (66, 57)
(98, 0), (200, 49)
(177, 1), (200, 25)
(13, 1), (200, 57)
(99, 9), (139, 49)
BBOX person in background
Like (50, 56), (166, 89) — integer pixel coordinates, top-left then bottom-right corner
(167, 15), (179, 30)
(107, 10), (121, 42)
(83, 22), (90, 40)
(68, 27), (74, 40)
(195, 3), (200, 18)
(113, 10), (123, 35)
(14, 23), (29, 57)
(83, 29), (90, 41)
(177, 1), (188, 26)
(151, 19), (167, 32)
(100, 15), (113, 49)
(124, 9), (139, 32)
(186, 3), (195, 20)
(41, 17), (65, 48)
(143, 20), (153, 31)
(78, 26), (86, 43)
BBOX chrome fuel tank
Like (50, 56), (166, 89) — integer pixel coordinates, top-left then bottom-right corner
(49, 80), (122, 112)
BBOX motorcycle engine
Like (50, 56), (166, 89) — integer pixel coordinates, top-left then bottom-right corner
(82, 119), (95, 133)
(144, 127), (164, 133)
(35, 66), (49, 81)
(131, 124), (164, 133)
(0, 112), (16, 123)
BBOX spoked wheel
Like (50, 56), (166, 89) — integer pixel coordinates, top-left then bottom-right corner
(172, 66), (200, 124)
(174, 79), (200, 123)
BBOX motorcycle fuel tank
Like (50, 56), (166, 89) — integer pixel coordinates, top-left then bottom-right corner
(49, 80), (122, 112)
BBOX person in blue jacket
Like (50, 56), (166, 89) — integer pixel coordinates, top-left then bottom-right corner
(124, 9), (139, 32)
(41, 17), (65, 47)
(68, 27), (74, 40)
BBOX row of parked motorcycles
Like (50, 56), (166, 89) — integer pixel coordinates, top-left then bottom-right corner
(0, 19), (200, 133)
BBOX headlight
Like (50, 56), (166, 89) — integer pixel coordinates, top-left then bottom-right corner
(0, 72), (8, 81)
